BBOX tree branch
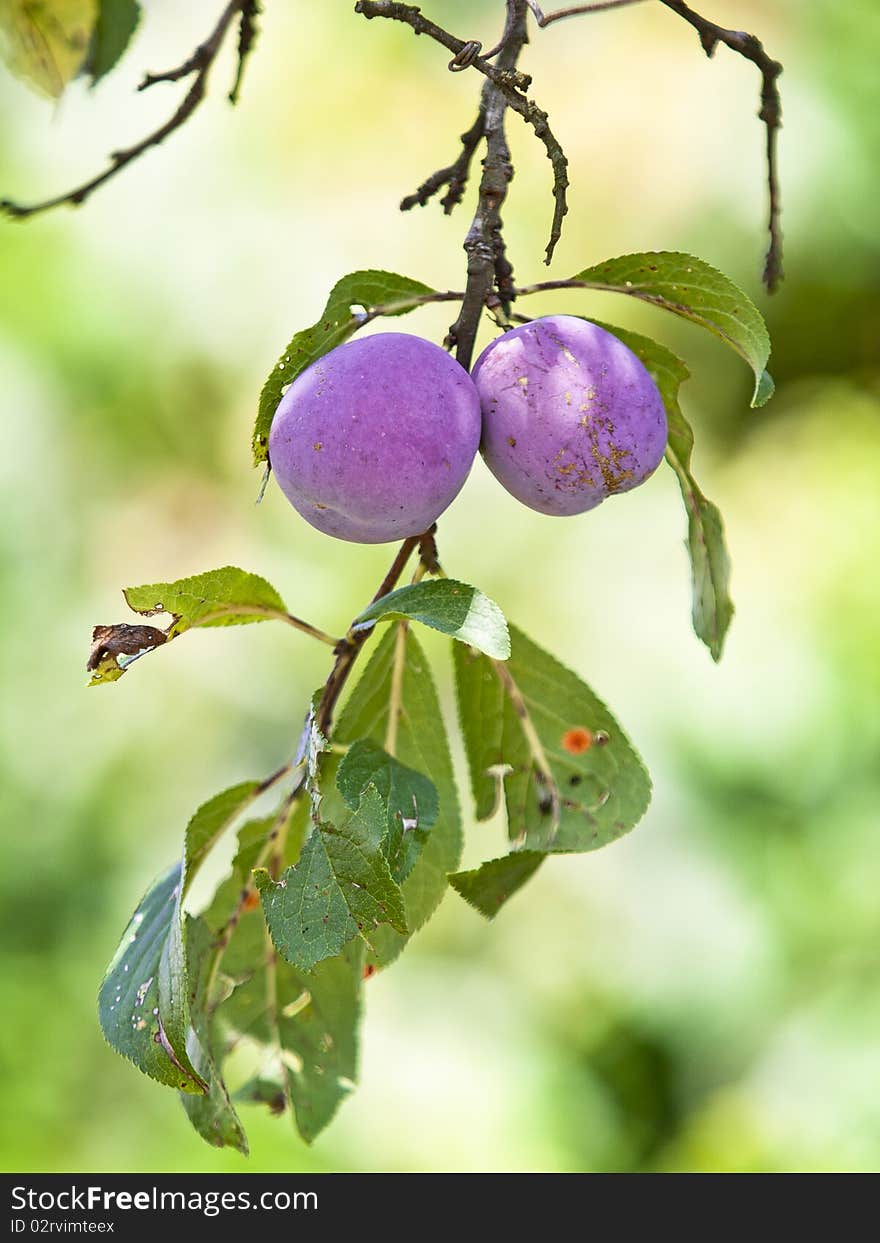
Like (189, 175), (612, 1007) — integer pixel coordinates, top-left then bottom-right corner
(1, 0), (256, 221)
(400, 107), (486, 214)
(356, 0), (568, 269)
(314, 535), (419, 736)
(659, 0), (783, 291)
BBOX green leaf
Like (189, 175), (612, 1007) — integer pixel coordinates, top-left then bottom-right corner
(91, 567), (294, 684)
(591, 320), (734, 660)
(330, 627), (462, 968)
(0, 0), (97, 97)
(353, 579), (510, 660)
(337, 738), (438, 883)
(85, 0), (139, 83)
(449, 852), (545, 919)
(183, 780), (264, 895)
(257, 786), (407, 973)
(98, 864), (207, 1095)
(179, 916), (248, 1154)
(453, 624), (651, 911)
(254, 270), (437, 466)
(568, 252), (773, 407)
(125, 566), (288, 636)
(212, 899), (363, 1143)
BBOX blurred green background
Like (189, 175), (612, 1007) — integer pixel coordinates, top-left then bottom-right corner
(1, 0), (878, 1173)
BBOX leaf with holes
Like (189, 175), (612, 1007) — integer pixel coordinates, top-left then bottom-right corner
(91, 567), (296, 683)
(569, 252), (773, 407)
(98, 863), (206, 1095)
(254, 270), (437, 465)
(353, 579), (510, 660)
(591, 320), (734, 660)
(210, 896), (363, 1143)
(179, 916), (248, 1154)
(454, 623), (651, 874)
(125, 566), (288, 635)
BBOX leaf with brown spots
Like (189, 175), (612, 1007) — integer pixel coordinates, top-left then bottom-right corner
(87, 623), (167, 684)
(452, 625), (651, 915)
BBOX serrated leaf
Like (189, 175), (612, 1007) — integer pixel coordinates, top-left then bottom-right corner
(337, 738), (438, 883)
(328, 627), (462, 968)
(125, 566), (287, 635)
(98, 863), (207, 1095)
(101, 779), (289, 1105)
(454, 624), (651, 905)
(179, 916), (248, 1154)
(254, 270), (437, 466)
(85, 0), (138, 83)
(353, 579), (510, 660)
(183, 780), (264, 895)
(92, 567), (294, 683)
(257, 786), (407, 973)
(0, 0), (97, 97)
(449, 852), (545, 919)
(569, 252), (773, 407)
(591, 320), (734, 660)
(213, 902), (362, 1142)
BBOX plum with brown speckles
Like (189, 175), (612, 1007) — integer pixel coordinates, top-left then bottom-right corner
(472, 316), (667, 516)
(269, 333), (481, 542)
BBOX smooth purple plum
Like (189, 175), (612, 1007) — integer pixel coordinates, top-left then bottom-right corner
(269, 332), (481, 543)
(472, 315), (668, 516)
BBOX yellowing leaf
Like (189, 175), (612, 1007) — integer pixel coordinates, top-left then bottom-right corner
(0, 0), (98, 98)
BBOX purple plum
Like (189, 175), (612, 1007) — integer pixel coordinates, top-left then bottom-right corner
(472, 315), (668, 516)
(269, 332), (481, 543)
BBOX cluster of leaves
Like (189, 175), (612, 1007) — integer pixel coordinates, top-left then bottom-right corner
(0, 0), (140, 97)
(95, 251), (772, 1150)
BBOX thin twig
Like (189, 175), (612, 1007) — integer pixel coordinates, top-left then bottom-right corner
(526, 0), (650, 24)
(2, 0), (254, 220)
(229, 0), (261, 105)
(356, 0), (568, 267)
(400, 108), (486, 214)
(660, 0), (783, 291)
(315, 535), (419, 736)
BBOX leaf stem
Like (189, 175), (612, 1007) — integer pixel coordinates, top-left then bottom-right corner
(190, 604), (341, 647)
(384, 622), (409, 757)
(492, 657), (561, 843)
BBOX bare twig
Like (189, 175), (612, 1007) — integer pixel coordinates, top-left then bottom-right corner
(229, 0), (261, 105)
(400, 108), (486, 214)
(448, 1), (529, 367)
(356, 0), (568, 268)
(2, 0), (255, 220)
(526, 0), (650, 24)
(660, 0), (783, 291)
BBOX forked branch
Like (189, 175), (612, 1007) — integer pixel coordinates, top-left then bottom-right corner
(1, 0), (258, 221)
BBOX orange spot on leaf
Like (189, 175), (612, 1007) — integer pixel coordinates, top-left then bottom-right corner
(562, 727), (593, 755)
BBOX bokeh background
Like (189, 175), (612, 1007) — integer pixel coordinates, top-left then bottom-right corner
(1, 0), (878, 1173)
